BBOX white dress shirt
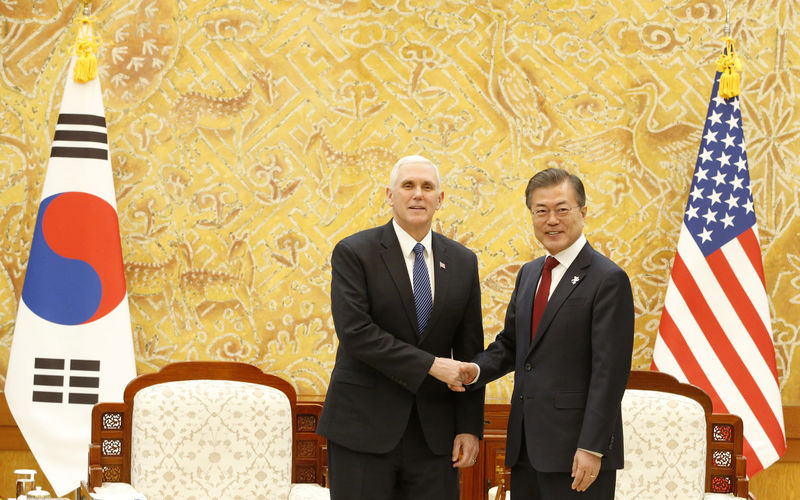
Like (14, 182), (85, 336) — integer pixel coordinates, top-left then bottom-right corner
(540, 234), (587, 298)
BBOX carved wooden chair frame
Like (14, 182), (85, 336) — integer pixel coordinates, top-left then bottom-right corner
(84, 361), (327, 492)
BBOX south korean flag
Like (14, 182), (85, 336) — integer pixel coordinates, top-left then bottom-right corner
(5, 29), (136, 496)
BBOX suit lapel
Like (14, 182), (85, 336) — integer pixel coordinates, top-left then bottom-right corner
(419, 233), (448, 343)
(518, 258), (543, 355)
(528, 242), (593, 354)
(379, 223), (419, 337)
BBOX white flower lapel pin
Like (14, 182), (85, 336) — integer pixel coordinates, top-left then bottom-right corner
(571, 275), (580, 285)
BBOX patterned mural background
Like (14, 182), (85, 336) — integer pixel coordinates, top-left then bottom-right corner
(1, 0), (798, 410)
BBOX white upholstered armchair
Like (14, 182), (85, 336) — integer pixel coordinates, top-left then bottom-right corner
(84, 362), (329, 500)
(489, 370), (750, 500)
(617, 370), (749, 499)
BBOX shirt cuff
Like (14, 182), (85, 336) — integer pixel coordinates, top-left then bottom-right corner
(578, 448), (604, 457)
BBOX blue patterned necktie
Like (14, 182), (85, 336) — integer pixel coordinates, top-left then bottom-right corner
(412, 243), (432, 334)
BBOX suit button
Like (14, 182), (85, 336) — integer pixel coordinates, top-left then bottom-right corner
(525, 363), (532, 371)
(519, 395), (523, 400)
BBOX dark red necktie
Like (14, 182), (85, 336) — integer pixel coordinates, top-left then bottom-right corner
(531, 256), (559, 340)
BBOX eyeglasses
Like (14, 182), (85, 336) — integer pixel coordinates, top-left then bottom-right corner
(531, 206), (581, 220)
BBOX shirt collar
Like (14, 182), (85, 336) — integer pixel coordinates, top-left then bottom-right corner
(549, 233), (586, 270)
(392, 219), (433, 257)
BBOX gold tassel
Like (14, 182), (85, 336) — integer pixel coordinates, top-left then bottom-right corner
(716, 37), (742, 99)
(73, 14), (100, 83)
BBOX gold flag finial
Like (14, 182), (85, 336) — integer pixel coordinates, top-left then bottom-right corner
(716, 5), (741, 99)
(716, 37), (742, 99)
(73, 1), (100, 83)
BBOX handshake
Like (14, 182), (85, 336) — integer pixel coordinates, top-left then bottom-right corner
(429, 357), (479, 392)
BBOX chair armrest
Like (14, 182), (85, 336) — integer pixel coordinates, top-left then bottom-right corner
(289, 483), (330, 500)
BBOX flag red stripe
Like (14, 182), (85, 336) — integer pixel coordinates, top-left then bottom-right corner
(705, 248), (779, 381)
(655, 309), (728, 412)
(672, 254), (786, 451)
(657, 310), (774, 477)
(738, 228), (766, 288)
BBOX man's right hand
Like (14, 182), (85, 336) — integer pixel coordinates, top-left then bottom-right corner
(429, 357), (466, 386)
(460, 362), (478, 384)
(430, 360), (477, 392)
(450, 362), (478, 391)
(429, 357), (478, 387)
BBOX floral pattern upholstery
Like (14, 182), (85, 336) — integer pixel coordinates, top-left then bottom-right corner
(129, 379), (327, 500)
(616, 389), (708, 499)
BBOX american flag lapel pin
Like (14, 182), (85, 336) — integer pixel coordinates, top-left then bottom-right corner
(571, 276), (580, 285)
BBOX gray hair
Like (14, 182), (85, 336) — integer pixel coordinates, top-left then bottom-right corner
(389, 155), (441, 189)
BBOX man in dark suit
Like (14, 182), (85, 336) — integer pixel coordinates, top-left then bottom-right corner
(317, 155), (485, 500)
(455, 168), (634, 499)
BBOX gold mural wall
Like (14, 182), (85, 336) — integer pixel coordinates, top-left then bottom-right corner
(1, 0), (798, 495)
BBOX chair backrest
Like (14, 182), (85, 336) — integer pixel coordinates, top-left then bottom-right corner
(130, 378), (292, 499)
(618, 387), (707, 498)
(617, 370), (748, 498)
(87, 362), (327, 496)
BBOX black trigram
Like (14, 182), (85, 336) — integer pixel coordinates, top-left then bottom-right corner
(50, 113), (108, 161)
(32, 358), (100, 405)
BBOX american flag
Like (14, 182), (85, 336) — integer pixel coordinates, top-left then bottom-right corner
(651, 72), (786, 476)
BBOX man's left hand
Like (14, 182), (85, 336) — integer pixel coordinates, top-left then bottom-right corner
(451, 433), (479, 468)
(571, 448), (601, 491)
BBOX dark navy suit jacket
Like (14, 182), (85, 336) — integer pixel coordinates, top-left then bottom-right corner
(317, 221), (484, 456)
(473, 241), (634, 472)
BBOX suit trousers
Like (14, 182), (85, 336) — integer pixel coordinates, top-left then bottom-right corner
(510, 429), (616, 500)
(327, 407), (459, 500)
